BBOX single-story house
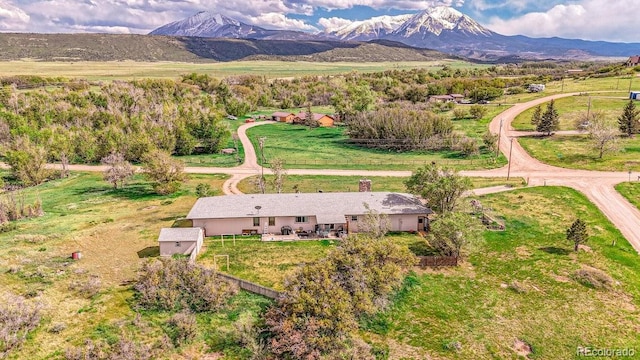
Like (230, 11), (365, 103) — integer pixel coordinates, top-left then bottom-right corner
(450, 94), (465, 102)
(294, 112), (335, 127)
(626, 55), (640, 67)
(186, 192), (432, 237)
(429, 95), (455, 103)
(158, 227), (204, 262)
(271, 112), (296, 123)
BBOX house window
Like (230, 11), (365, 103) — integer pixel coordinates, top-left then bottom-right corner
(295, 216), (308, 223)
(351, 215), (358, 221)
(175, 242), (181, 247)
(253, 217), (260, 226)
(269, 217), (276, 226)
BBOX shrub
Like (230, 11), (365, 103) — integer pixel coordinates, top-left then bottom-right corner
(69, 275), (102, 298)
(195, 183), (214, 198)
(456, 137), (479, 157)
(64, 338), (156, 360)
(134, 258), (237, 312)
(573, 268), (614, 290)
(0, 293), (42, 357)
(452, 107), (467, 120)
(166, 311), (198, 347)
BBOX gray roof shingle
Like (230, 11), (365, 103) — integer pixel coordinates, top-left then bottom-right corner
(186, 192), (431, 220)
(158, 228), (203, 242)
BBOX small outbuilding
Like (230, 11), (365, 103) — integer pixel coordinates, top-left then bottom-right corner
(158, 227), (204, 262)
(294, 112), (335, 127)
(272, 112), (296, 123)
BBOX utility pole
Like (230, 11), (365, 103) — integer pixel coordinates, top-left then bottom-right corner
(496, 118), (504, 158)
(507, 138), (514, 180)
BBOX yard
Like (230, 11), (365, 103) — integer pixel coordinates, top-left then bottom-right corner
(616, 182), (640, 210)
(518, 134), (640, 171)
(511, 95), (631, 131)
(190, 186), (640, 359)
(246, 121), (506, 171)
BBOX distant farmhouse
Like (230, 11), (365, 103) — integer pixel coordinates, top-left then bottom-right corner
(186, 192), (432, 238)
(528, 84), (546, 93)
(271, 111), (335, 127)
(626, 55), (640, 67)
(428, 94), (465, 103)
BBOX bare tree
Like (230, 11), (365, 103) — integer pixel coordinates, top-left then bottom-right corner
(269, 158), (287, 194)
(358, 203), (391, 239)
(258, 137), (267, 194)
(587, 111), (620, 159)
(101, 152), (135, 189)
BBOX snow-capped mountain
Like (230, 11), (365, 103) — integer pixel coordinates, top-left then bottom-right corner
(327, 14), (413, 41)
(149, 8), (640, 60)
(392, 6), (493, 39)
(150, 11), (276, 39)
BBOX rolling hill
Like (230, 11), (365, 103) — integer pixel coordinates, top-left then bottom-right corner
(0, 33), (457, 63)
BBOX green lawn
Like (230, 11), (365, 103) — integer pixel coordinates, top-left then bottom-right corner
(366, 187), (640, 359)
(247, 122), (505, 171)
(237, 174), (525, 194)
(616, 182), (640, 210)
(519, 134), (640, 171)
(512, 94), (631, 131)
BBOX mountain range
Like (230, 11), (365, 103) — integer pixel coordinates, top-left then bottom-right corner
(150, 6), (640, 60)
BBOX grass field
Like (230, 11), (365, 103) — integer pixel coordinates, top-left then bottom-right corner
(518, 134), (640, 171)
(512, 94), (632, 131)
(615, 182), (640, 210)
(237, 174), (526, 194)
(246, 121), (506, 171)
(366, 186), (640, 359)
(0, 172), (242, 359)
(0, 59), (481, 80)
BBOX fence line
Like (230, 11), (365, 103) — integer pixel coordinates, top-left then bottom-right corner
(216, 272), (281, 300)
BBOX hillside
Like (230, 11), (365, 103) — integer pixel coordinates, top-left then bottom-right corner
(0, 33), (455, 62)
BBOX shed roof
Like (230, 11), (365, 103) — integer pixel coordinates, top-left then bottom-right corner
(158, 227), (203, 242)
(272, 112), (294, 117)
(296, 112), (334, 121)
(187, 192), (431, 221)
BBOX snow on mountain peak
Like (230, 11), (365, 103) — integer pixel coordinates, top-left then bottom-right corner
(328, 14), (413, 41)
(393, 6), (492, 37)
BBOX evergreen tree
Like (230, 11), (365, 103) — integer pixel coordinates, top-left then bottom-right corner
(567, 218), (588, 252)
(530, 105), (542, 126)
(618, 100), (639, 137)
(537, 100), (559, 135)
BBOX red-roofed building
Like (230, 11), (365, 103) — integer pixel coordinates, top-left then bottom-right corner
(627, 56), (640, 67)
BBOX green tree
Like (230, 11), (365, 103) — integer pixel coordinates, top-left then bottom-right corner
(530, 105), (542, 127)
(405, 164), (471, 213)
(537, 100), (560, 135)
(141, 150), (186, 195)
(4, 136), (50, 186)
(427, 212), (482, 259)
(482, 131), (499, 154)
(618, 100), (639, 137)
(566, 218), (588, 252)
(469, 104), (488, 120)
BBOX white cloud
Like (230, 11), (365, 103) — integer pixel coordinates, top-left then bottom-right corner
(486, 0), (636, 42)
(318, 16), (353, 31)
(0, 0), (29, 30)
(250, 12), (318, 31)
(298, 0), (463, 11)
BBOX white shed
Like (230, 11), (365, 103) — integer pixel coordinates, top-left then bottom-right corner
(158, 227), (204, 262)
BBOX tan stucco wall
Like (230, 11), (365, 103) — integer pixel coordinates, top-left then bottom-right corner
(194, 214), (427, 236)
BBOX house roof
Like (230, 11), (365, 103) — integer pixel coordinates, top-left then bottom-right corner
(158, 227), (203, 242)
(272, 112), (294, 117)
(187, 192), (431, 222)
(296, 112), (334, 121)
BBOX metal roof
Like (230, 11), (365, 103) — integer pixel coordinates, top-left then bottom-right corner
(158, 227), (203, 242)
(186, 192), (431, 221)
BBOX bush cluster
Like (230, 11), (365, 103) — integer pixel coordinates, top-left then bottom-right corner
(134, 258), (238, 312)
(0, 293), (42, 357)
(265, 236), (415, 359)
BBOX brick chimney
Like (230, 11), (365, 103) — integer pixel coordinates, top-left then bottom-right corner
(359, 179), (372, 192)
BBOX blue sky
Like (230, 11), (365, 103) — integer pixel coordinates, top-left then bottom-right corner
(0, 0), (636, 42)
